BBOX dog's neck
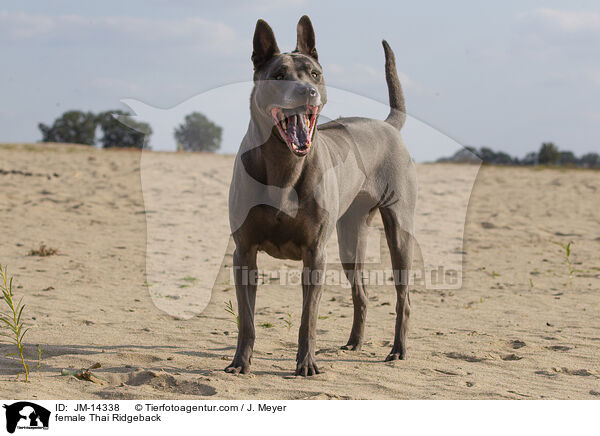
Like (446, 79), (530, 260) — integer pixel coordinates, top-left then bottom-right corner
(247, 101), (315, 189)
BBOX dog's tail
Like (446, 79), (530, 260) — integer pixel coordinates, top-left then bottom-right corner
(382, 40), (406, 130)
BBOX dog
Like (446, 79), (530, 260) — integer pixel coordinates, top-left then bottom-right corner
(227, 15), (417, 376)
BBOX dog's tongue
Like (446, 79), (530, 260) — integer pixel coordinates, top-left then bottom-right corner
(287, 113), (309, 148)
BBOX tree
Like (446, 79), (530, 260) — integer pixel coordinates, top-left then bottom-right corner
(38, 110), (97, 145)
(558, 151), (576, 166)
(174, 112), (222, 152)
(520, 152), (538, 166)
(538, 142), (560, 165)
(476, 147), (515, 165)
(578, 152), (599, 168)
(97, 110), (152, 149)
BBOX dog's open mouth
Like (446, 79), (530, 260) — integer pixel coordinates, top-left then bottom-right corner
(270, 105), (319, 156)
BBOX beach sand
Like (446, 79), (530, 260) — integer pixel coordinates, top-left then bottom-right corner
(1, 142), (599, 399)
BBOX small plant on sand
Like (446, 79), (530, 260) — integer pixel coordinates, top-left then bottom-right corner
(0, 265), (30, 382)
(529, 278), (534, 289)
(224, 300), (239, 330)
(283, 312), (293, 331)
(554, 241), (575, 283)
(259, 322), (274, 328)
(28, 243), (58, 257)
(37, 344), (44, 372)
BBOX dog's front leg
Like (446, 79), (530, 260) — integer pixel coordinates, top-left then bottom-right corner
(296, 248), (326, 376)
(225, 246), (258, 374)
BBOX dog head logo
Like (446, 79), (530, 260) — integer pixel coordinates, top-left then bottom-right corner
(3, 402), (50, 434)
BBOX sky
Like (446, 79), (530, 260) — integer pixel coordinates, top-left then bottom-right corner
(1, 0), (599, 161)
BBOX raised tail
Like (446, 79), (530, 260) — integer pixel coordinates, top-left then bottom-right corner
(382, 40), (406, 129)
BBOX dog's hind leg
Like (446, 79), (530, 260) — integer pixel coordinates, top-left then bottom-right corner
(380, 206), (414, 360)
(337, 197), (374, 351)
(225, 246), (258, 374)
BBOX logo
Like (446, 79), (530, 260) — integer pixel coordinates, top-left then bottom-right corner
(2, 402), (50, 434)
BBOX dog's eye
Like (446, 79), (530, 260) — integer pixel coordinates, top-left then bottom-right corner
(311, 71), (320, 79)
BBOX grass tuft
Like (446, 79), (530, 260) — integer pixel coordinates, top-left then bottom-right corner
(28, 243), (58, 257)
(0, 265), (30, 382)
(554, 240), (575, 284)
(224, 300), (239, 330)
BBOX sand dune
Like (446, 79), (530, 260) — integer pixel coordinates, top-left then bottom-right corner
(0, 143), (599, 399)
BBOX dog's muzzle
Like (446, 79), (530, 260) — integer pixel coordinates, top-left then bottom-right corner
(270, 105), (319, 156)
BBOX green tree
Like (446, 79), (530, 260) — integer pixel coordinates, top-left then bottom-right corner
(538, 142), (560, 165)
(174, 112), (222, 152)
(520, 152), (538, 166)
(558, 151), (576, 166)
(578, 152), (599, 168)
(97, 110), (152, 149)
(38, 110), (97, 145)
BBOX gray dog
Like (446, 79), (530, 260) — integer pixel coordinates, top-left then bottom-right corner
(227, 16), (417, 376)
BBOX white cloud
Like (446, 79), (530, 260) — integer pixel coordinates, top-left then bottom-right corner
(0, 11), (55, 38)
(326, 62), (424, 94)
(90, 77), (141, 94)
(228, 0), (306, 12)
(0, 11), (247, 54)
(581, 68), (600, 86)
(519, 9), (600, 33)
(512, 8), (600, 60)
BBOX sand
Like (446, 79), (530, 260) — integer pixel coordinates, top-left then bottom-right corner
(0, 142), (599, 399)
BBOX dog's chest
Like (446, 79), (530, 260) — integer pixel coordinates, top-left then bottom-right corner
(253, 205), (322, 261)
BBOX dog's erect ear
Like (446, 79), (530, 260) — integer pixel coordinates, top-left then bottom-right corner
(295, 15), (318, 61)
(252, 19), (280, 70)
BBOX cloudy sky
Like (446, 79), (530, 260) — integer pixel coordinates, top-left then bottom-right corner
(1, 0), (599, 160)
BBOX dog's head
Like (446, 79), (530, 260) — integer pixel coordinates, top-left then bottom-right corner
(251, 16), (326, 157)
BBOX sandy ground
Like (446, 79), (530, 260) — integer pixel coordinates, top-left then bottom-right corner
(1, 142), (599, 399)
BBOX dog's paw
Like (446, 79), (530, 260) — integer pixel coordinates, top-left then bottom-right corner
(295, 355), (320, 377)
(384, 348), (406, 361)
(225, 357), (251, 374)
(341, 339), (362, 351)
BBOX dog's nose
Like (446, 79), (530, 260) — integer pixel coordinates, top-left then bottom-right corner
(298, 85), (318, 97)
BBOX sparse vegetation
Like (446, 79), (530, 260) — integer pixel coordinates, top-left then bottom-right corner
(0, 265), (31, 382)
(37, 344), (44, 372)
(28, 243), (58, 257)
(438, 143), (600, 168)
(554, 241), (575, 283)
(224, 300), (239, 330)
(283, 313), (293, 331)
(259, 322), (274, 328)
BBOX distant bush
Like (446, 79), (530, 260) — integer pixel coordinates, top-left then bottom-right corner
(538, 142), (560, 165)
(437, 142), (598, 169)
(38, 110), (97, 145)
(96, 110), (152, 149)
(38, 109), (152, 149)
(174, 112), (222, 152)
(578, 152), (599, 168)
